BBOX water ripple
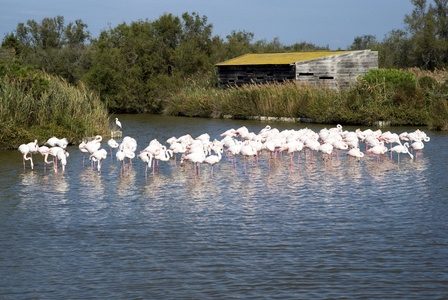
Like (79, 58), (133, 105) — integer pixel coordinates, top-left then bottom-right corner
(1, 116), (447, 299)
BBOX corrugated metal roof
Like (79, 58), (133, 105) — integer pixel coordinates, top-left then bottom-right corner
(216, 51), (353, 66)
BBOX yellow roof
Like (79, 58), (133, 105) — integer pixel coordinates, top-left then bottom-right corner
(216, 51), (352, 66)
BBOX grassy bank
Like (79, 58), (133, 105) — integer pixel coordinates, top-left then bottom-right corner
(164, 69), (448, 130)
(0, 73), (110, 150)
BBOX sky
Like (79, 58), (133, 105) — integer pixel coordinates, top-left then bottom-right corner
(0, 0), (416, 50)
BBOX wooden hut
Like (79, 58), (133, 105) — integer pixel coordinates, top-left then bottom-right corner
(216, 50), (378, 90)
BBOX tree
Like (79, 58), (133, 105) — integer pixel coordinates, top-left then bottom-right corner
(1, 33), (21, 55)
(224, 30), (255, 59)
(349, 35), (378, 50)
(404, 0), (448, 69)
(174, 12), (214, 75)
(378, 29), (413, 68)
(1, 16), (91, 84)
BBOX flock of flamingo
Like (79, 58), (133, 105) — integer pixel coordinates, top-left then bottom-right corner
(17, 117), (430, 177)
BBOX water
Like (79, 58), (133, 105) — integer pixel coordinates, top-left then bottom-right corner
(1, 114), (447, 299)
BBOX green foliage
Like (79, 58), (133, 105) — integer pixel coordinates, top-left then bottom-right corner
(349, 35), (378, 50)
(2, 16), (91, 85)
(428, 95), (448, 130)
(0, 68), (109, 149)
(0, 57), (50, 98)
(163, 68), (446, 129)
(361, 68), (416, 87)
(419, 75), (439, 89)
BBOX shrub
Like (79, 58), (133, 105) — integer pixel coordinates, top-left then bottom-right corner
(419, 75), (439, 90)
(361, 68), (416, 87)
(428, 96), (448, 131)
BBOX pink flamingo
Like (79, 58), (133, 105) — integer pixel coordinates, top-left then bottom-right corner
(346, 147), (365, 169)
(366, 142), (387, 166)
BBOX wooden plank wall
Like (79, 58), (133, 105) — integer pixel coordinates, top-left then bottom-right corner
(295, 50), (378, 90)
(217, 64), (295, 88)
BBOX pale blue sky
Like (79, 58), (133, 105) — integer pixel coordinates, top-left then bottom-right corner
(1, 0), (416, 50)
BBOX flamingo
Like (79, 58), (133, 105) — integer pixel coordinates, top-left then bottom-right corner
(332, 140), (348, 159)
(79, 141), (89, 167)
(183, 151), (206, 175)
(84, 135), (102, 154)
(154, 147), (173, 173)
(346, 147), (365, 169)
(18, 143), (34, 170)
(240, 141), (258, 173)
(203, 147), (223, 179)
(195, 133), (211, 149)
(318, 142), (334, 170)
(166, 136), (177, 145)
(26, 140), (39, 157)
(169, 142), (187, 166)
(410, 139), (425, 160)
(81, 135), (102, 168)
(304, 138), (320, 163)
(226, 141), (242, 169)
(389, 142), (413, 163)
(90, 149), (108, 173)
(57, 138), (69, 149)
(137, 151), (154, 177)
(107, 139), (119, 159)
(56, 149), (69, 173)
(45, 136), (60, 147)
(220, 128), (237, 137)
(280, 140), (304, 169)
(262, 139), (277, 166)
(116, 149), (126, 175)
(40, 146), (65, 172)
(366, 142), (387, 166)
(38, 145), (50, 171)
(235, 126), (250, 140)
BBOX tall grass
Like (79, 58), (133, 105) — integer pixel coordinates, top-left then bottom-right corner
(164, 69), (448, 130)
(0, 73), (109, 149)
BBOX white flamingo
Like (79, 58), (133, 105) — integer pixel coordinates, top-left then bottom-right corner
(203, 146), (223, 179)
(389, 142), (413, 163)
(137, 151), (154, 177)
(90, 149), (108, 173)
(18, 143), (34, 170)
(240, 141), (258, 173)
(107, 139), (119, 159)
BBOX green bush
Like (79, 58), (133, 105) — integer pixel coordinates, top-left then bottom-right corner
(428, 95), (448, 131)
(0, 63), (110, 149)
(361, 68), (416, 87)
(419, 75), (439, 90)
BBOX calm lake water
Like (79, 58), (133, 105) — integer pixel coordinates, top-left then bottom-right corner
(1, 114), (447, 299)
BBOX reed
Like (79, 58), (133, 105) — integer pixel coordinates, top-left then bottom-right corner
(0, 73), (110, 149)
(164, 70), (447, 130)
